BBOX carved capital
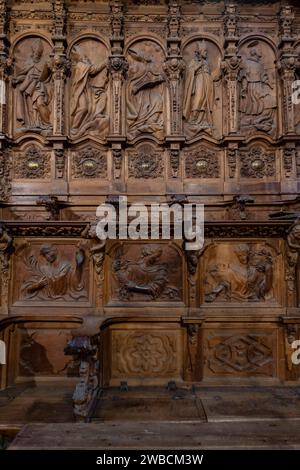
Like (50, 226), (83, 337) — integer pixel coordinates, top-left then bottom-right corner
(108, 56), (128, 79)
(163, 56), (185, 81)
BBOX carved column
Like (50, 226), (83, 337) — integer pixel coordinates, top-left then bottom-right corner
(0, 149), (11, 202)
(285, 222), (300, 308)
(108, 1), (127, 139)
(164, 1), (185, 138)
(51, 0), (68, 137)
(0, 1), (10, 137)
(278, 5), (297, 135)
(0, 225), (14, 315)
(222, 3), (240, 135)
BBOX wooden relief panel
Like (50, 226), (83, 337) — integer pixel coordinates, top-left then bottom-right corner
(12, 241), (90, 305)
(238, 39), (277, 137)
(69, 38), (109, 140)
(13, 144), (51, 180)
(184, 145), (221, 179)
(110, 325), (182, 383)
(126, 39), (166, 141)
(182, 39), (222, 140)
(108, 243), (183, 304)
(71, 144), (107, 180)
(201, 241), (282, 306)
(127, 143), (164, 180)
(203, 327), (277, 378)
(238, 145), (276, 180)
(12, 36), (53, 136)
(17, 326), (78, 379)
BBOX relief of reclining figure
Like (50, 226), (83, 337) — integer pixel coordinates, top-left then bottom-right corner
(205, 244), (273, 302)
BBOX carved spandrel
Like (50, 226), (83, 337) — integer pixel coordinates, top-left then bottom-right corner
(204, 243), (276, 304)
(14, 242), (88, 303)
(126, 40), (165, 141)
(12, 38), (53, 135)
(111, 243), (183, 303)
(238, 40), (277, 136)
(182, 39), (222, 140)
(69, 39), (109, 139)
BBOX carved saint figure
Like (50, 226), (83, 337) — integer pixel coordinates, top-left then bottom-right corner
(205, 244), (273, 302)
(239, 41), (276, 133)
(113, 246), (180, 301)
(13, 39), (52, 132)
(22, 244), (86, 301)
(70, 46), (109, 138)
(126, 46), (165, 140)
(183, 41), (219, 138)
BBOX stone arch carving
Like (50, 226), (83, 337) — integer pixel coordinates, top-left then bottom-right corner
(68, 37), (109, 141)
(125, 38), (166, 142)
(237, 37), (278, 138)
(182, 37), (223, 141)
(11, 35), (53, 137)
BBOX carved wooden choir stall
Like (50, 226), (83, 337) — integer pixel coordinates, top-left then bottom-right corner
(1, 0), (300, 421)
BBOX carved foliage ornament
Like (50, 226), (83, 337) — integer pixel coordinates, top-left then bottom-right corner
(128, 146), (163, 179)
(14, 146), (50, 179)
(0, 149), (11, 201)
(185, 148), (219, 179)
(239, 146), (275, 179)
(72, 147), (107, 179)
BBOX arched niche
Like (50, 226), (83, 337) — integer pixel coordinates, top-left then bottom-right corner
(12, 36), (53, 137)
(125, 38), (166, 142)
(182, 38), (223, 141)
(238, 38), (278, 138)
(68, 37), (109, 141)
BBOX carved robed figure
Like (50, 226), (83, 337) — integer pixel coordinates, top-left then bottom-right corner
(13, 39), (52, 132)
(70, 46), (109, 138)
(126, 44), (165, 140)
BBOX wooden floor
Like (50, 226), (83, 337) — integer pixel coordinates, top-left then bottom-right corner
(2, 382), (300, 449)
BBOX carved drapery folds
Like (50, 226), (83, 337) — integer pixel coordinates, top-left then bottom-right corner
(111, 243), (182, 303)
(182, 38), (222, 140)
(69, 39), (109, 140)
(238, 40), (277, 137)
(14, 242), (88, 303)
(203, 242), (277, 304)
(126, 39), (166, 141)
(12, 37), (53, 135)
